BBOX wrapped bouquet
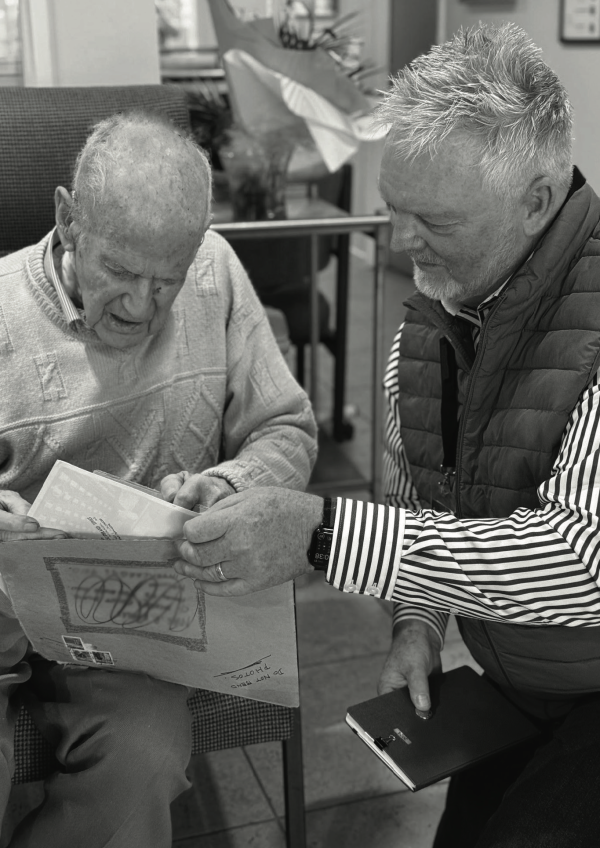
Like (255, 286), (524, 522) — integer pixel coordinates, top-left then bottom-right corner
(207, 0), (385, 175)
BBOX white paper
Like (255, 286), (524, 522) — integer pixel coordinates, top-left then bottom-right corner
(28, 460), (197, 540)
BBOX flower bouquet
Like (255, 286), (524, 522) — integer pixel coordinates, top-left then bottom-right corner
(206, 0), (385, 219)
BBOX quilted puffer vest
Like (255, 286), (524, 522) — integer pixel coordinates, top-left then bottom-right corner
(398, 173), (600, 716)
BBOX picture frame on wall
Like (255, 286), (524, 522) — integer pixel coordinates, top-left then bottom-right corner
(560, 0), (600, 43)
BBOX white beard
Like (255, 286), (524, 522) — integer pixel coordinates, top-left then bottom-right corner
(412, 264), (486, 303)
(411, 223), (520, 305)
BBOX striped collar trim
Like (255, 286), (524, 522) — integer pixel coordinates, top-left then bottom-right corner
(443, 248), (537, 327)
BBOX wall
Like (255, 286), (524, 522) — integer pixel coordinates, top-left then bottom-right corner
(22, 0), (160, 86)
(441, 0), (600, 189)
(195, 0), (217, 48)
(391, 0), (438, 74)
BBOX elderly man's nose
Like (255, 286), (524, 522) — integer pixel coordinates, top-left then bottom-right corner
(123, 278), (154, 316)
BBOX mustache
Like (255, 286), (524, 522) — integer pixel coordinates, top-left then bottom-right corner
(407, 251), (442, 265)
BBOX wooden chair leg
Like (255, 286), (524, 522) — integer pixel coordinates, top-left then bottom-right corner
(282, 708), (306, 848)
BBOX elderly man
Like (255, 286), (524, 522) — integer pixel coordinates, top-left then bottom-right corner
(0, 111), (316, 847)
(175, 23), (600, 846)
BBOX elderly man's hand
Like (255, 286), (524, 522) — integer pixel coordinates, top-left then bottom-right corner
(378, 619), (442, 717)
(0, 490), (67, 542)
(160, 471), (235, 511)
(173, 487), (323, 596)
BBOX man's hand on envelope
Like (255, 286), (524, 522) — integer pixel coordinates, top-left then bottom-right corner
(0, 490), (67, 541)
(173, 487), (322, 595)
(160, 472), (235, 512)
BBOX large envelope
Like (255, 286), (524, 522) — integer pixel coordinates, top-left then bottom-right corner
(0, 461), (299, 707)
(1, 539), (299, 707)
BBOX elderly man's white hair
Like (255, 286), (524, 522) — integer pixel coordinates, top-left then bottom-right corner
(375, 22), (573, 199)
(70, 109), (212, 232)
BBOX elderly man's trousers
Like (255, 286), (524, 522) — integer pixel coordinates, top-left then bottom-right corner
(0, 592), (192, 847)
(432, 687), (600, 848)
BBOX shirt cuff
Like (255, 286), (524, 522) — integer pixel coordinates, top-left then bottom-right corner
(325, 497), (404, 601)
(391, 604), (449, 650)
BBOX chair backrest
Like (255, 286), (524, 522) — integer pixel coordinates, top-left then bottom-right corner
(0, 84), (190, 254)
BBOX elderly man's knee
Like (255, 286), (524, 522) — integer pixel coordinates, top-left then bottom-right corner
(95, 674), (192, 776)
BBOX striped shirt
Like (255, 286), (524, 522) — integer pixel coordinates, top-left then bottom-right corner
(326, 298), (600, 646)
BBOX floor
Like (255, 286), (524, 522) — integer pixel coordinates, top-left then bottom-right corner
(168, 254), (480, 847)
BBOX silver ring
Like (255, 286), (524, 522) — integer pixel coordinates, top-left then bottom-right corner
(215, 563), (227, 582)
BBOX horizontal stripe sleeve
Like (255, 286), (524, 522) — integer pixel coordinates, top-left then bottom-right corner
(393, 508), (600, 625)
(391, 602), (449, 649)
(327, 330), (600, 627)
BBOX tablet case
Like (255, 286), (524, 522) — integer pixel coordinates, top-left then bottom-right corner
(346, 665), (541, 791)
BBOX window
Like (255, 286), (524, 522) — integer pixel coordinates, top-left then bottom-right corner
(0, 0), (21, 85)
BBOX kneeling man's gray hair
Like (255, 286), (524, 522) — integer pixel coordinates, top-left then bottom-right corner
(375, 22), (573, 199)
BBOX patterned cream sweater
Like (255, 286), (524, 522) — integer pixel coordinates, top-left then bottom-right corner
(0, 230), (317, 503)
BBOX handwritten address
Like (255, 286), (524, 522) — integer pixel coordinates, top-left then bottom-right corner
(214, 655), (285, 690)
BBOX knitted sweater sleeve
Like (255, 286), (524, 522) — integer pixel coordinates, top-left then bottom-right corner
(201, 234), (318, 493)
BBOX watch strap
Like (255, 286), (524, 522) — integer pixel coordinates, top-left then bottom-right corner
(323, 495), (336, 529)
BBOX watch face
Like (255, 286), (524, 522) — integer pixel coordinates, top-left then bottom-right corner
(308, 524), (333, 570)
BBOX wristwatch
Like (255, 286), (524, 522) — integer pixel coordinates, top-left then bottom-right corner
(307, 497), (336, 571)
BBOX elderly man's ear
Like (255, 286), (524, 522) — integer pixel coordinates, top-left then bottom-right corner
(55, 186), (77, 252)
(521, 176), (569, 238)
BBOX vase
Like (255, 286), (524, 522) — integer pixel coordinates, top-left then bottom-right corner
(219, 130), (294, 222)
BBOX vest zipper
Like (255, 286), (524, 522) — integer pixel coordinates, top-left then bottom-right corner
(454, 294), (505, 518)
(453, 295), (516, 691)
